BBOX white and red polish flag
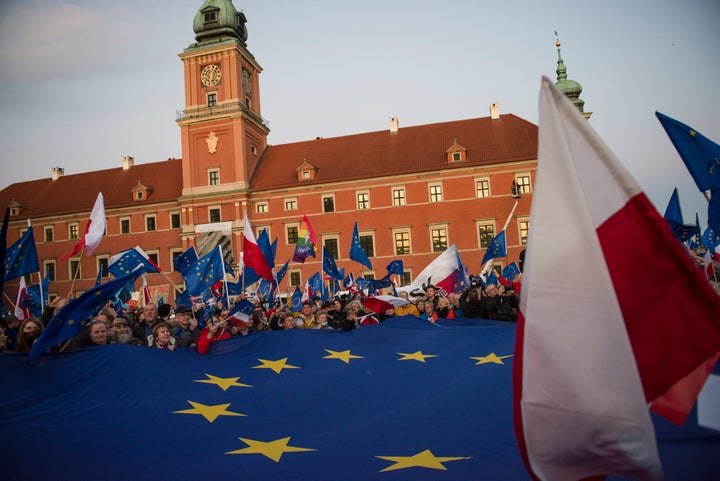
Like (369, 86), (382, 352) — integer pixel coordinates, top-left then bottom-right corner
(242, 213), (274, 282)
(60, 192), (106, 259)
(513, 77), (720, 481)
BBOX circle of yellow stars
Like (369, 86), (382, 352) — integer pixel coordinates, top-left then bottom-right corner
(172, 346), (512, 471)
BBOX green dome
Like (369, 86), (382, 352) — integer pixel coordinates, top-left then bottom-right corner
(193, 0), (248, 47)
(554, 40), (586, 113)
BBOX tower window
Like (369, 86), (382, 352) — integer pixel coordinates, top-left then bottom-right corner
(208, 169), (219, 186)
(204, 10), (217, 22)
(207, 93), (217, 107)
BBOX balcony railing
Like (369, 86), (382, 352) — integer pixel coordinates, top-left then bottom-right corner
(176, 101), (269, 129)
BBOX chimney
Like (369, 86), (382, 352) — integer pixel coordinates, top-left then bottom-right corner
(122, 155), (135, 170)
(51, 166), (64, 181)
(389, 116), (399, 134)
(490, 102), (500, 120)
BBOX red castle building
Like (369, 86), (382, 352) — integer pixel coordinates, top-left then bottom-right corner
(0, 2), (589, 305)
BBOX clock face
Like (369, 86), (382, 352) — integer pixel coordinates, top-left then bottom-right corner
(200, 64), (221, 87)
(242, 69), (252, 94)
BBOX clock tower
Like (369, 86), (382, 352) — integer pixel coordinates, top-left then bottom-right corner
(177, 0), (269, 233)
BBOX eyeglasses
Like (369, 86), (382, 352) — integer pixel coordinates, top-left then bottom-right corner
(113, 323), (128, 328)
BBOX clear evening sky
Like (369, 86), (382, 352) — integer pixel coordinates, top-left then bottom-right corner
(1, 0), (718, 226)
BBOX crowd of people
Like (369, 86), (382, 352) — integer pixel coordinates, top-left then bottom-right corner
(0, 280), (521, 355)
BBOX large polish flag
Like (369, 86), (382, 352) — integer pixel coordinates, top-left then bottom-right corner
(60, 192), (106, 259)
(513, 77), (720, 481)
(242, 215), (274, 282)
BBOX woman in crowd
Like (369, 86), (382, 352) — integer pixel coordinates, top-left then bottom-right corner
(435, 296), (456, 320)
(14, 318), (44, 352)
(310, 310), (331, 329)
(149, 322), (175, 351)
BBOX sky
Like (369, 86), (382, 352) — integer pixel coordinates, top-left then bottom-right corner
(1, 0), (719, 226)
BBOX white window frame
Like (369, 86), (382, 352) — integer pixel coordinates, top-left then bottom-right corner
(475, 177), (491, 198)
(392, 186), (406, 206)
(428, 183), (443, 203)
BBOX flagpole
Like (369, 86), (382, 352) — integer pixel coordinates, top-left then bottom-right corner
(3, 292), (15, 309)
(39, 269), (45, 314)
(220, 246), (230, 307)
(68, 245), (86, 295)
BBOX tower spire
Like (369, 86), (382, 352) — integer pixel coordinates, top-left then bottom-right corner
(553, 33), (592, 119)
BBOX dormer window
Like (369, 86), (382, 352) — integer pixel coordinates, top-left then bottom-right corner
(446, 140), (467, 163)
(132, 181), (153, 202)
(8, 199), (24, 216)
(296, 160), (318, 181)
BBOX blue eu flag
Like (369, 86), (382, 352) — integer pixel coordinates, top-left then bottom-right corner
(184, 247), (225, 296)
(4, 226), (39, 280)
(349, 221), (372, 269)
(322, 247), (342, 280)
(1, 317), (715, 480)
(481, 230), (507, 265)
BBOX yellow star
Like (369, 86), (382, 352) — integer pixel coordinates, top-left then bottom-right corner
(397, 351), (438, 363)
(173, 400), (246, 422)
(322, 349), (363, 364)
(252, 358), (300, 374)
(195, 373), (252, 391)
(470, 353), (513, 365)
(376, 449), (471, 472)
(226, 436), (315, 462)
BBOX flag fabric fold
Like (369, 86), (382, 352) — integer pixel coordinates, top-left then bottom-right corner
(243, 216), (274, 282)
(173, 247), (199, 276)
(28, 268), (145, 364)
(514, 77), (720, 481)
(60, 192), (105, 259)
(386, 260), (404, 277)
(349, 221), (372, 269)
(293, 215), (317, 263)
(4, 224), (39, 280)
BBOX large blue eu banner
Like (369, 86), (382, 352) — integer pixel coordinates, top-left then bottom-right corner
(0, 317), (717, 480)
